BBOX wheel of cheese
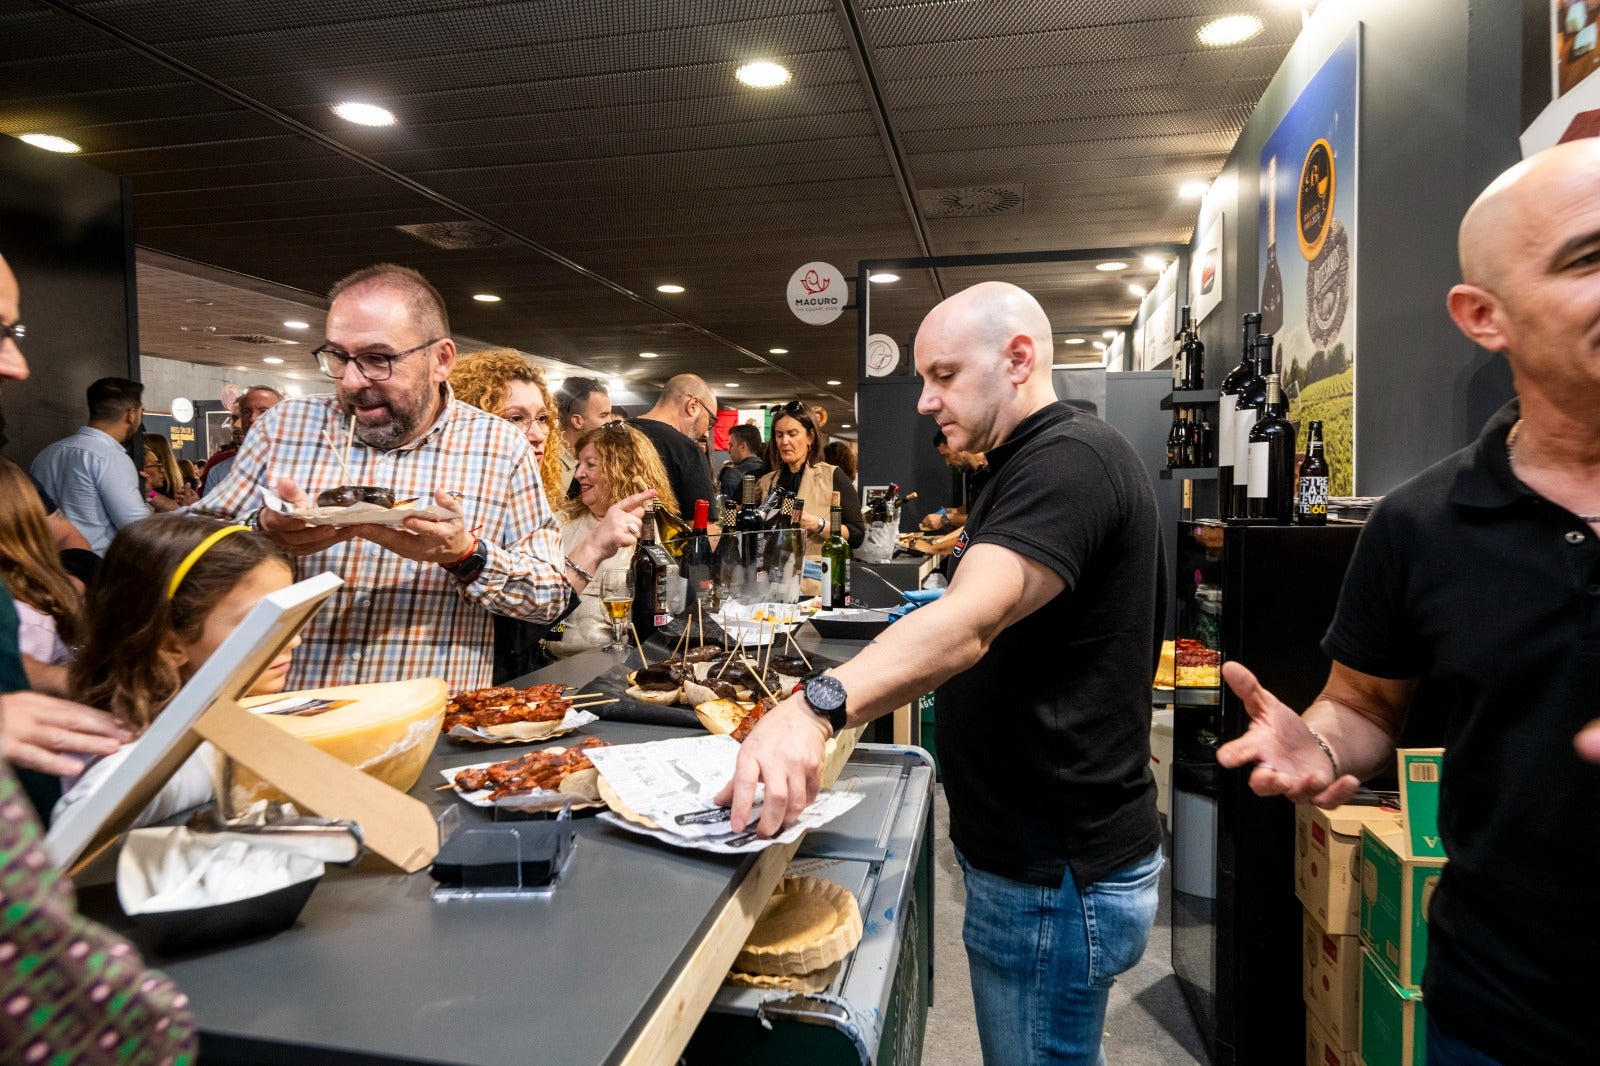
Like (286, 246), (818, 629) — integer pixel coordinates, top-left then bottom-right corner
(227, 679), (448, 806)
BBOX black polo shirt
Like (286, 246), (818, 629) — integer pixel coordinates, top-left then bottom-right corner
(936, 402), (1163, 888)
(1322, 399), (1600, 1065)
(629, 416), (717, 515)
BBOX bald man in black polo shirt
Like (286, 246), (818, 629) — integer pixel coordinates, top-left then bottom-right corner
(719, 281), (1165, 1065)
(1217, 140), (1600, 1065)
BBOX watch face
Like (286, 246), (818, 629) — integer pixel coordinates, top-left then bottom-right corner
(804, 674), (846, 712)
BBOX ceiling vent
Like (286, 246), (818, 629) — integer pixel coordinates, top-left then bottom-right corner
(919, 184), (1026, 219)
(226, 334), (296, 345)
(396, 220), (508, 250)
(737, 366), (778, 374)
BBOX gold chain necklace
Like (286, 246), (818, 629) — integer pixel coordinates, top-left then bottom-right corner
(1506, 420), (1600, 522)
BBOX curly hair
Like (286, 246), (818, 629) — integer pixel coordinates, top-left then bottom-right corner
(562, 423), (679, 522)
(70, 515), (289, 732)
(0, 458), (82, 647)
(449, 348), (565, 514)
(823, 441), (856, 480)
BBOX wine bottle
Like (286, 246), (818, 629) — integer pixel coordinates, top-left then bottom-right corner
(1178, 305), (1205, 389)
(1229, 332), (1271, 520)
(733, 475), (764, 564)
(1246, 374), (1295, 523)
(1167, 414), (1185, 468)
(1171, 311), (1187, 392)
(681, 498), (714, 614)
(820, 491), (851, 608)
(1295, 419), (1330, 525)
(1195, 413), (1214, 467)
(1217, 312), (1261, 518)
(1261, 156), (1285, 336)
(652, 503), (690, 560)
(630, 501), (674, 639)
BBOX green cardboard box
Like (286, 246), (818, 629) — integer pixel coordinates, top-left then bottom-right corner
(1397, 749), (1444, 859)
(1359, 828), (1444, 991)
(1360, 947), (1426, 1066)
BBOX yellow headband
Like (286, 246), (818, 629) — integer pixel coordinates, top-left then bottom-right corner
(167, 524), (250, 600)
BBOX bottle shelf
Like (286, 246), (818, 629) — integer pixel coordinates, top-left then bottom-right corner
(1160, 389), (1222, 410)
(1160, 467), (1219, 480)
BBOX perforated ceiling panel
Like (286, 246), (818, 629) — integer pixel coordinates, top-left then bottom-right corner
(0, 0), (1298, 418)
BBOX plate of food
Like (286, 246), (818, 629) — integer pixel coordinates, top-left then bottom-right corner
(443, 683), (600, 744)
(442, 738), (608, 811)
(711, 602), (807, 645)
(261, 486), (455, 528)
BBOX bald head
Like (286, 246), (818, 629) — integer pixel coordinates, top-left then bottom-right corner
(659, 373), (715, 409)
(920, 281), (1055, 381)
(1458, 139), (1600, 289)
(0, 252), (26, 384)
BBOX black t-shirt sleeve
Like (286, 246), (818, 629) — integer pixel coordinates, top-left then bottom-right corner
(967, 438), (1120, 590)
(832, 467), (865, 548)
(1320, 503), (1427, 680)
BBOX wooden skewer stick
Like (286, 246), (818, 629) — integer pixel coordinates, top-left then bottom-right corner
(345, 415), (357, 473)
(567, 698), (619, 709)
(783, 625), (812, 670)
(435, 782), (457, 791)
(737, 645), (776, 701)
(696, 599), (705, 649)
(321, 429), (355, 486)
(628, 622), (648, 668)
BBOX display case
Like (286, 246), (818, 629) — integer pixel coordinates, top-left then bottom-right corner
(1169, 520), (1363, 1066)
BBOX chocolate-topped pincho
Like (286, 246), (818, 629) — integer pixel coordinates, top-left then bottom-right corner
(316, 485), (396, 509)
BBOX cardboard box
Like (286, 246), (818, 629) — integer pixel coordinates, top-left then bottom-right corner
(1296, 802), (1402, 935)
(1307, 1007), (1357, 1066)
(1303, 908), (1361, 1048)
(1360, 947), (1426, 1066)
(1397, 749), (1444, 859)
(1359, 828), (1444, 991)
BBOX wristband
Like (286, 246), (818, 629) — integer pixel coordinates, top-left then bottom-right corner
(1305, 726), (1341, 779)
(564, 557), (594, 583)
(444, 538), (480, 570)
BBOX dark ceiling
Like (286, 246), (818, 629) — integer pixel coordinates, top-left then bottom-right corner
(0, 0), (1301, 427)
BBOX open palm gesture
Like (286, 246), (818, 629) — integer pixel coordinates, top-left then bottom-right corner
(1215, 661), (1361, 807)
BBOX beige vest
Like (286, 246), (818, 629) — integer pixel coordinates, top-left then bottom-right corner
(757, 461), (839, 559)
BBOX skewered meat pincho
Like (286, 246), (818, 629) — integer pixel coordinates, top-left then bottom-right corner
(443, 683), (571, 732)
(453, 737), (608, 801)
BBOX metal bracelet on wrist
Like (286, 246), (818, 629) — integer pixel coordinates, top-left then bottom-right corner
(1305, 726), (1341, 779)
(564, 557), (594, 583)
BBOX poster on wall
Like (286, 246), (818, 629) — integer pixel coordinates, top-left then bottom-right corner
(1190, 213), (1224, 325)
(1258, 28), (1359, 496)
(1131, 301), (1147, 370)
(1143, 291), (1177, 373)
(1552, 0), (1600, 99)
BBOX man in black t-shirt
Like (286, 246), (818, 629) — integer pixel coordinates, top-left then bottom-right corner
(1218, 140), (1600, 1066)
(630, 373), (718, 520)
(718, 281), (1164, 1065)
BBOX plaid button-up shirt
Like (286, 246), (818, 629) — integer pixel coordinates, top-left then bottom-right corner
(195, 389), (566, 692)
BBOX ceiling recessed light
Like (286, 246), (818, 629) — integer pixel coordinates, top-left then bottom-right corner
(262, 357), (285, 365)
(1197, 14), (1265, 47)
(472, 293), (501, 302)
(638, 351), (659, 359)
(19, 134), (81, 153)
(826, 379), (842, 386)
(840, 424), (852, 429)
(869, 273), (900, 284)
(1093, 341), (1108, 350)
(722, 382), (740, 389)
(768, 347), (789, 355)
(656, 283), (686, 294)
(282, 320), (310, 330)
(736, 61), (791, 88)
(1064, 338), (1086, 345)
(331, 101), (396, 127)
(1142, 255), (1166, 270)
(1128, 284), (1147, 297)
(1095, 261), (1128, 272)
(1179, 181), (1210, 199)
(1103, 330), (1118, 339)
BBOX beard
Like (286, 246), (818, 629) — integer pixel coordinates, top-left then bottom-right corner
(340, 384), (434, 450)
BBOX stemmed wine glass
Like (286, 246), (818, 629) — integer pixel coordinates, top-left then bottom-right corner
(598, 569), (634, 652)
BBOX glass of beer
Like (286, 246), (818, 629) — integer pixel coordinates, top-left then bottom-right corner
(599, 568), (634, 651)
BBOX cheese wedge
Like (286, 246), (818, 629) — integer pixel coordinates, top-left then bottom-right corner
(228, 679), (447, 806)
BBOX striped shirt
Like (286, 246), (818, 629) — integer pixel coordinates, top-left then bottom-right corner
(194, 388), (566, 692)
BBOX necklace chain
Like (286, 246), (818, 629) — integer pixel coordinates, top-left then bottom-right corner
(1506, 419), (1600, 522)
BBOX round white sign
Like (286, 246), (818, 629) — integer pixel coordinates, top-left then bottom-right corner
(865, 333), (900, 378)
(170, 396), (194, 423)
(786, 261), (847, 325)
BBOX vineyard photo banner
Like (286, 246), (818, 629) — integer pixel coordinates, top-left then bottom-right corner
(1258, 27), (1359, 495)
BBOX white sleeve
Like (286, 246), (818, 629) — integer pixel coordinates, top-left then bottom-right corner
(53, 741), (218, 829)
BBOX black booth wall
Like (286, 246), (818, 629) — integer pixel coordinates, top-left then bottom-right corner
(0, 135), (137, 468)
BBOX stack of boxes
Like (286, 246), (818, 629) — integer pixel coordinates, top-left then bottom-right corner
(1296, 748), (1445, 1066)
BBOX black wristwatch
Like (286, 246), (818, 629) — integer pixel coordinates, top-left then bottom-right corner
(801, 674), (848, 734)
(442, 538), (488, 584)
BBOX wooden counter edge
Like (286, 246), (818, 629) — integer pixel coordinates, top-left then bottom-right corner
(616, 723), (863, 1066)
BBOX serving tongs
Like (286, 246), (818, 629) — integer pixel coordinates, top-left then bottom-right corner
(185, 804), (364, 865)
(848, 564), (946, 618)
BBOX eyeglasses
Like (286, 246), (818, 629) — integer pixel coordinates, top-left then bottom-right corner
(599, 419), (628, 431)
(0, 321), (24, 344)
(312, 337), (442, 381)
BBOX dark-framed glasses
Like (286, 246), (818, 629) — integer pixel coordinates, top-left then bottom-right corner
(312, 337), (442, 381)
(0, 321), (24, 344)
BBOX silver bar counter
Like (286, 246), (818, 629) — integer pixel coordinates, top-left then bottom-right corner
(77, 630), (904, 1066)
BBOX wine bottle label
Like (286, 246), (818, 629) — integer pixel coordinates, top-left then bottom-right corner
(819, 558), (833, 608)
(1218, 402), (1235, 468)
(1234, 410), (1257, 475)
(1246, 441), (1270, 498)
(1298, 476), (1328, 516)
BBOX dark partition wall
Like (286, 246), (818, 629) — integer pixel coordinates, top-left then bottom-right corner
(0, 135), (135, 467)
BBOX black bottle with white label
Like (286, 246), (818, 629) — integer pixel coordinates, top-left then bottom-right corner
(1246, 374), (1295, 523)
(1295, 419), (1330, 525)
(1228, 332), (1271, 520)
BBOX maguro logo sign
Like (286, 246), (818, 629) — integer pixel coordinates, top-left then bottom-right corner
(787, 261), (846, 324)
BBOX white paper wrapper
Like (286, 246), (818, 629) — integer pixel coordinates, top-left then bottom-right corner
(117, 827), (326, 914)
(711, 602), (806, 646)
(261, 487), (454, 528)
(446, 708), (598, 745)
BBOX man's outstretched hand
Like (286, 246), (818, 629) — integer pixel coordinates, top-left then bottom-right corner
(1215, 661), (1362, 808)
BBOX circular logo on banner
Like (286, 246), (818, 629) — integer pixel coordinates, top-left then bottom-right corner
(170, 396), (194, 423)
(1297, 138), (1336, 261)
(786, 261), (847, 325)
(1305, 218), (1350, 349)
(865, 333), (900, 377)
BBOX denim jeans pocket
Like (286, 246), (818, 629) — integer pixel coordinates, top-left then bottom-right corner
(1080, 849), (1163, 988)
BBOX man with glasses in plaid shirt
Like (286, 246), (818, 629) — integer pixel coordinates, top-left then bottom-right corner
(195, 264), (629, 691)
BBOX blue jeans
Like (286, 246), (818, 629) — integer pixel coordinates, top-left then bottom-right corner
(957, 846), (1163, 1066)
(1426, 1016), (1503, 1065)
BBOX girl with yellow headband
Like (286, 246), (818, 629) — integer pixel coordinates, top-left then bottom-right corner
(51, 515), (299, 826)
